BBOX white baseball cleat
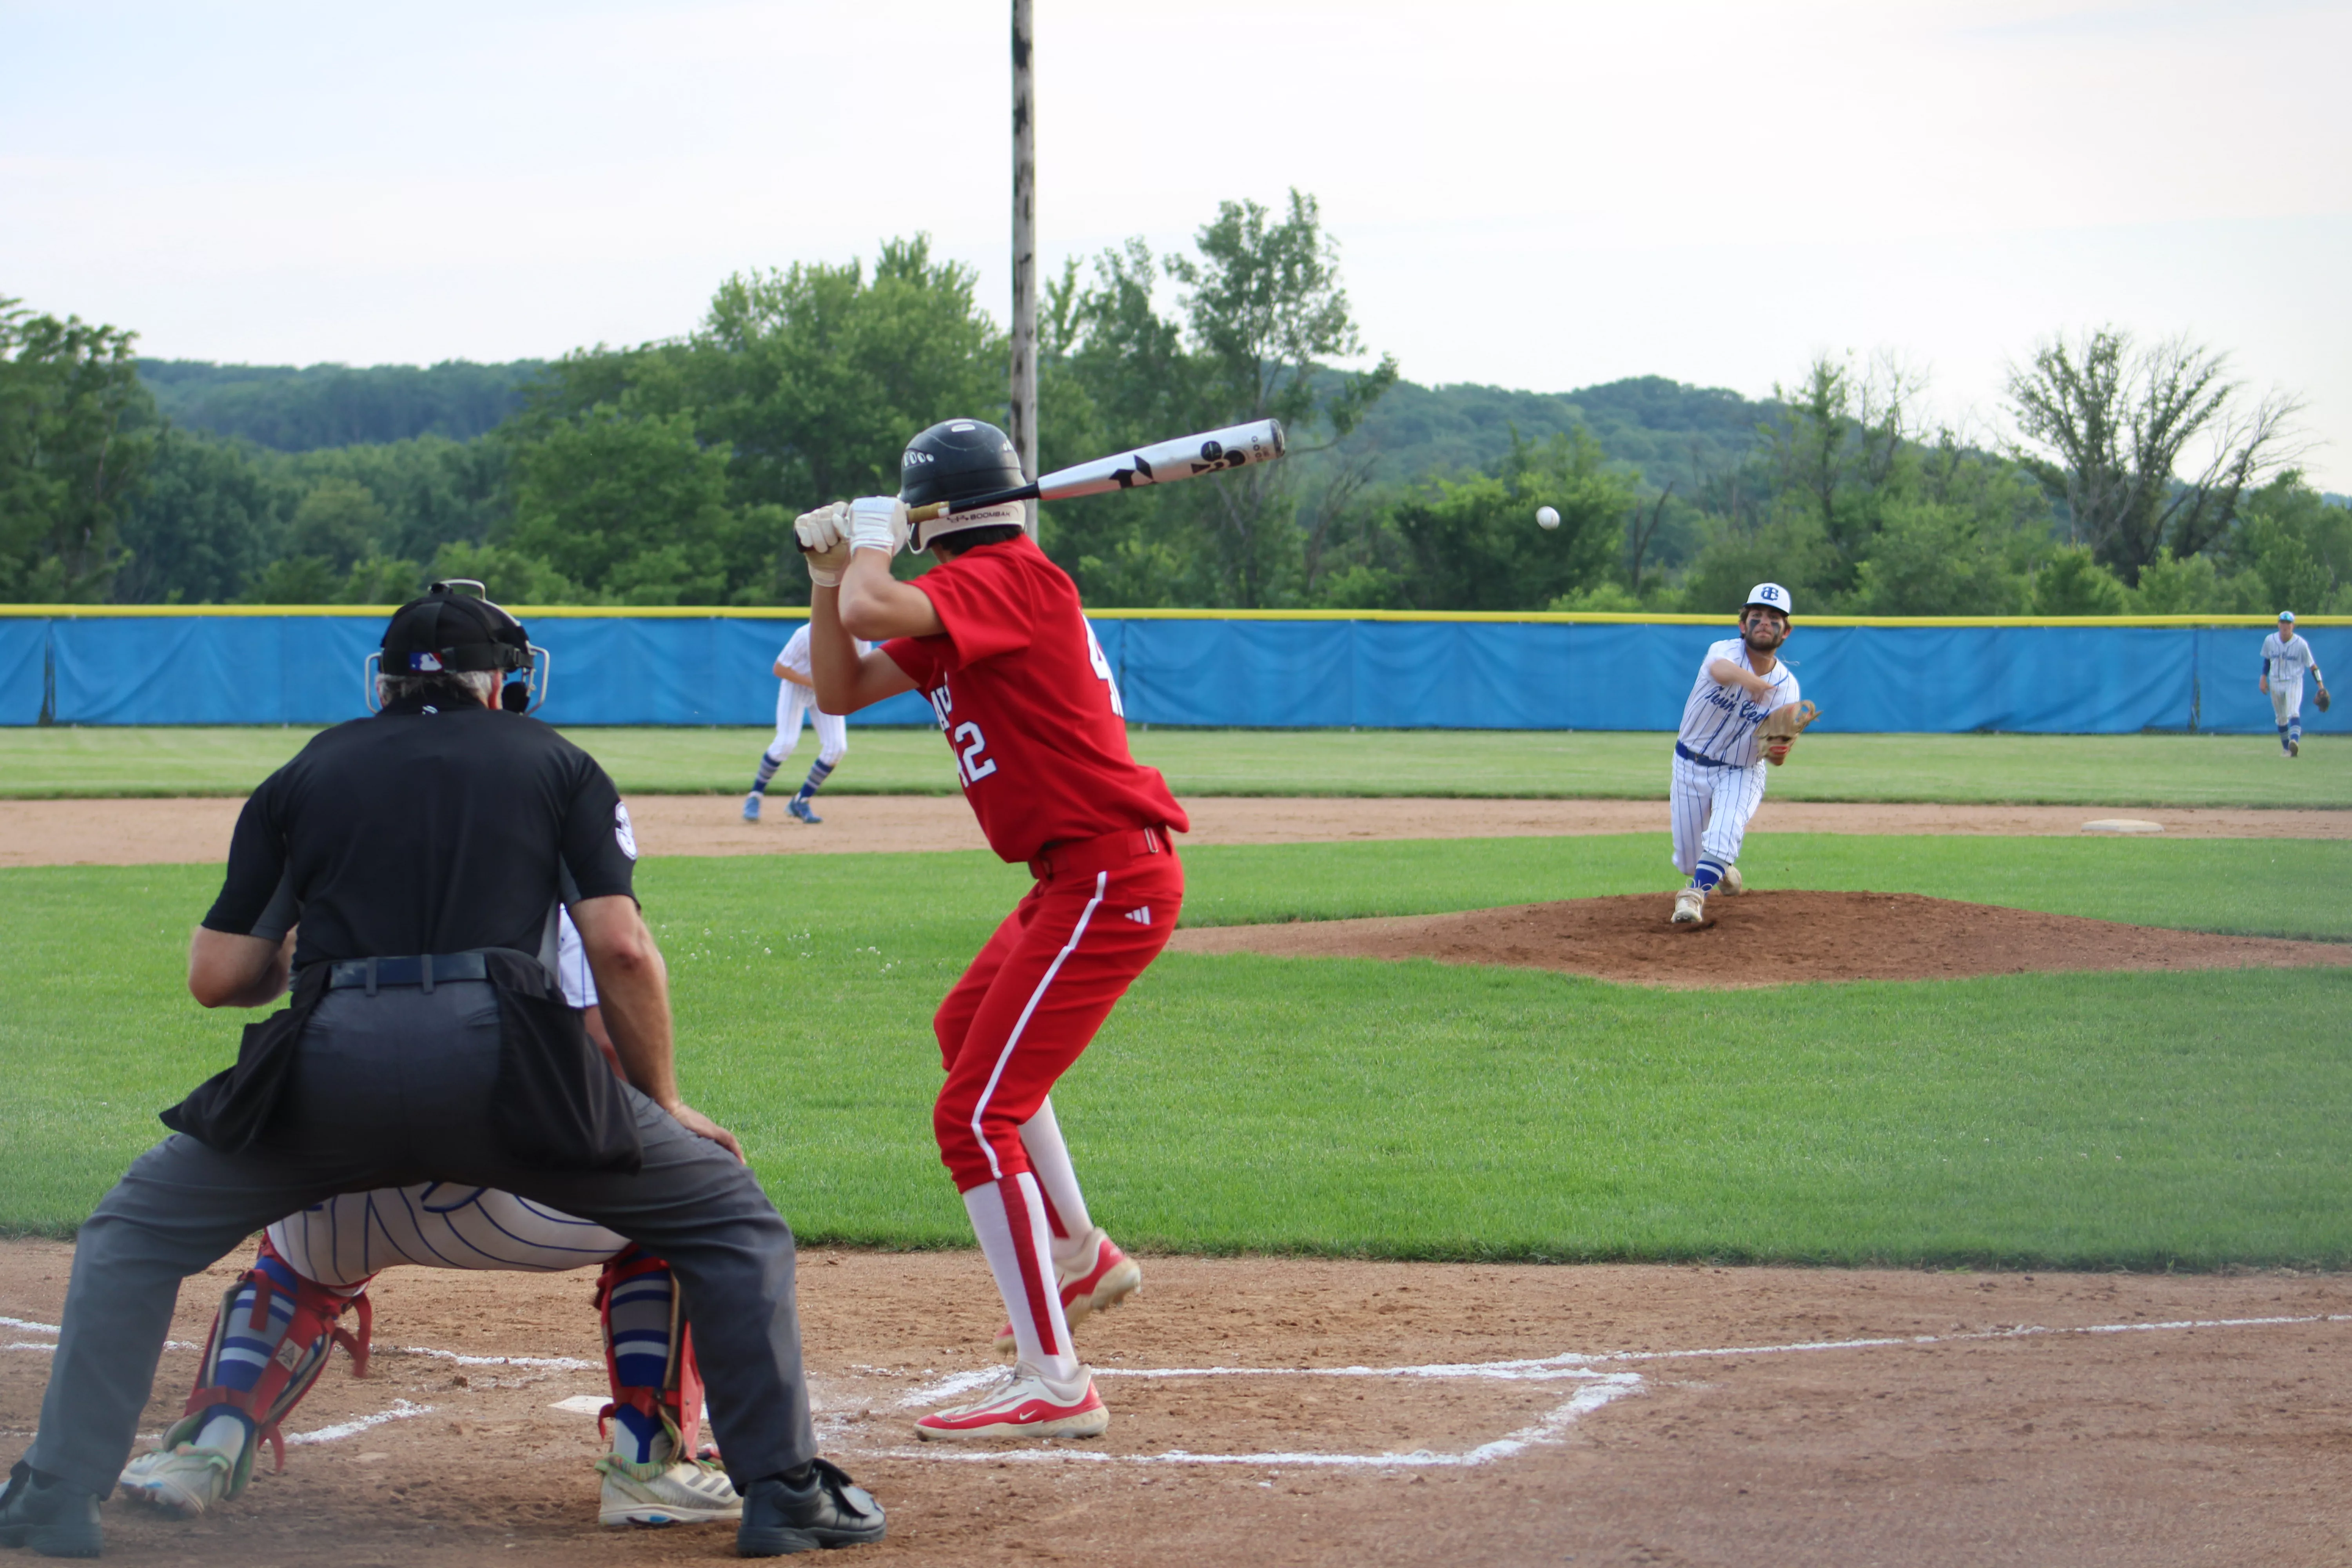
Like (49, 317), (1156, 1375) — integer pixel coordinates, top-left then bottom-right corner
(595, 1454), (744, 1526)
(914, 1367), (1109, 1442)
(116, 1443), (238, 1518)
(1721, 865), (1743, 895)
(1671, 888), (1706, 924)
(993, 1227), (1143, 1358)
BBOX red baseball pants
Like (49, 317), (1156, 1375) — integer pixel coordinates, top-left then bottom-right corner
(932, 848), (1183, 1194)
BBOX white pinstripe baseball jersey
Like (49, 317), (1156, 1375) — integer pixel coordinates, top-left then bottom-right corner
(1677, 639), (1800, 768)
(2262, 633), (2322, 687)
(554, 906), (595, 1009)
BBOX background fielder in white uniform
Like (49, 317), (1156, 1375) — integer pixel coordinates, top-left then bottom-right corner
(1670, 582), (1802, 922)
(744, 623), (867, 823)
(2259, 610), (2327, 758)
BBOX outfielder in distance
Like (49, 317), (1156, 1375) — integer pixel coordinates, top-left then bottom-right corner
(1668, 582), (1816, 926)
(795, 418), (1186, 1443)
(743, 622), (869, 824)
(2259, 610), (2328, 758)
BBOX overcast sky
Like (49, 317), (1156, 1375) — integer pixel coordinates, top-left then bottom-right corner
(6, 0), (2347, 485)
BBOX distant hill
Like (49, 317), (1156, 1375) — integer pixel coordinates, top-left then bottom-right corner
(138, 359), (546, 451)
(134, 358), (1780, 500)
(1351, 375), (1776, 495)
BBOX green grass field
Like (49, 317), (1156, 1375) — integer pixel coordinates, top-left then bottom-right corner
(3, 725), (2346, 807)
(5, 834), (2345, 1265)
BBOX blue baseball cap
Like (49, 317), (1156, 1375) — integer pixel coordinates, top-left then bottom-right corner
(2279, 610), (2296, 622)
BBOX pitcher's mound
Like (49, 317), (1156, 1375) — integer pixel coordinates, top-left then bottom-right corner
(1169, 891), (2352, 988)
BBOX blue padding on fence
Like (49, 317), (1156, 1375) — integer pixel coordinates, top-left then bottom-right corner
(0, 620), (45, 725)
(6, 614), (2343, 734)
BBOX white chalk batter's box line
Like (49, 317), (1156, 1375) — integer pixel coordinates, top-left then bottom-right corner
(10, 1310), (2350, 1468)
(846, 1310), (2352, 1470)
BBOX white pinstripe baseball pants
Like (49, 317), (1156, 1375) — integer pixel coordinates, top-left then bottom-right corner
(1670, 752), (1768, 877)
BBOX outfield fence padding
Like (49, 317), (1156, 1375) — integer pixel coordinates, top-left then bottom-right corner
(2, 612), (2340, 736)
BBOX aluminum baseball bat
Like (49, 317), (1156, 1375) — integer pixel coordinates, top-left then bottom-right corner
(906, 418), (1287, 523)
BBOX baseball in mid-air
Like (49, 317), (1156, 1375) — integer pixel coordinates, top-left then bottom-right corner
(1535, 505), (1561, 530)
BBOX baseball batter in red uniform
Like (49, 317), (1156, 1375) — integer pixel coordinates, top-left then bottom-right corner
(799, 418), (1187, 1442)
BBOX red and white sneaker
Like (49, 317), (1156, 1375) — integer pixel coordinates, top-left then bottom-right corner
(992, 1227), (1143, 1358)
(913, 1368), (1110, 1442)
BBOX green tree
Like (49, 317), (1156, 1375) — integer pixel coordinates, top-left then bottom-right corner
(1388, 430), (1632, 612)
(2028, 544), (2131, 615)
(0, 297), (158, 600)
(113, 429), (289, 603)
(508, 407), (775, 606)
(691, 236), (1005, 507)
(2007, 328), (2299, 584)
(1040, 192), (1396, 607)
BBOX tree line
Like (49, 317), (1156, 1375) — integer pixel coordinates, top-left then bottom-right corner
(4, 196), (2345, 615)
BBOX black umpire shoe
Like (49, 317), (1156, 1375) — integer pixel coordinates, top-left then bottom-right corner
(736, 1459), (885, 1556)
(0, 1462), (102, 1559)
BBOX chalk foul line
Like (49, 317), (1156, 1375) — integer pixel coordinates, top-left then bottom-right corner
(286, 1399), (435, 1446)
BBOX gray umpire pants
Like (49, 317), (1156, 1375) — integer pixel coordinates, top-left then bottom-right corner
(24, 981), (815, 1499)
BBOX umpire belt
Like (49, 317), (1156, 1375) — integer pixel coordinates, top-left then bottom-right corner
(325, 951), (494, 995)
(1674, 741), (1736, 769)
(1029, 826), (1171, 882)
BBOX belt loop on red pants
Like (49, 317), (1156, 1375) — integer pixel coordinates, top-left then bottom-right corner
(1028, 826), (1169, 882)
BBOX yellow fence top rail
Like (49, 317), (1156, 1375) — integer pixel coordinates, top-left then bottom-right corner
(0, 605), (2343, 629)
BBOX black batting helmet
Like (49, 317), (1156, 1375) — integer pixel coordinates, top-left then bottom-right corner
(901, 419), (1029, 551)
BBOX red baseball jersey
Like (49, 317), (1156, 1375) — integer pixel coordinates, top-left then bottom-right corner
(883, 534), (1187, 864)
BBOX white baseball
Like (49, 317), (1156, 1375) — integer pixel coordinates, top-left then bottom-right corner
(1535, 506), (1561, 530)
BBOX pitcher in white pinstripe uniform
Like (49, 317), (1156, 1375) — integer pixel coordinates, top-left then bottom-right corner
(1669, 583), (1801, 925)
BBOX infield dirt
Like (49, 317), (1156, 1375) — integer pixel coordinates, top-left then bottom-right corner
(4, 794), (2348, 867)
(4, 1241), (2348, 1567)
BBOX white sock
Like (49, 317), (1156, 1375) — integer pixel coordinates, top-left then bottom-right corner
(193, 1408), (252, 1456)
(962, 1174), (1083, 1391)
(1018, 1098), (1096, 1268)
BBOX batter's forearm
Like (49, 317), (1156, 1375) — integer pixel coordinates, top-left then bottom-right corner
(778, 666), (814, 688)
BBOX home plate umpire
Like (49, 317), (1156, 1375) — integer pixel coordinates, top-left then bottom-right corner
(0, 583), (883, 1559)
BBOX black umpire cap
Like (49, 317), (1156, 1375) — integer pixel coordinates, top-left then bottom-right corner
(381, 582), (534, 677)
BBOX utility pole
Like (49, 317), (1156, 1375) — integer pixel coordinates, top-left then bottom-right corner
(1009, 0), (1038, 537)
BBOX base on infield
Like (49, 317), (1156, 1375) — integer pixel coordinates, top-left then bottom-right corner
(1169, 890), (2352, 987)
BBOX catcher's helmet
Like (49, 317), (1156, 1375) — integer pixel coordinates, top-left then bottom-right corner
(372, 581), (548, 713)
(902, 419), (1028, 552)
(1744, 582), (1794, 617)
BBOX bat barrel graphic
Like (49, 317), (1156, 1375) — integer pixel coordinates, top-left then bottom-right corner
(906, 418), (1287, 523)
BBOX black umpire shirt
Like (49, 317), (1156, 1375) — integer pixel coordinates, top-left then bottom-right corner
(202, 693), (638, 967)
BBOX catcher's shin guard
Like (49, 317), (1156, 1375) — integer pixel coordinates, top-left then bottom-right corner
(166, 1236), (374, 1491)
(595, 1247), (707, 1466)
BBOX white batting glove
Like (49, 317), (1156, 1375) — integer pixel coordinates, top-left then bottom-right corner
(794, 501), (852, 588)
(847, 495), (910, 559)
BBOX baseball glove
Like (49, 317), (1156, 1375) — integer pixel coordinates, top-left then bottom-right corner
(1757, 699), (1820, 765)
(2319, 686), (2332, 713)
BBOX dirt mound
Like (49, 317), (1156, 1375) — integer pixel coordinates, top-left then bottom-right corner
(1169, 889), (2352, 987)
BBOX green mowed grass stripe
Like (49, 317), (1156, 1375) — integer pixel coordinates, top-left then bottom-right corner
(7, 726), (2348, 808)
(4, 844), (2344, 1262)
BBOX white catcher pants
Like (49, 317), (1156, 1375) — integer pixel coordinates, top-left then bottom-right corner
(768, 680), (849, 766)
(1670, 751), (1768, 877)
(267, 1184), (627, 1289)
